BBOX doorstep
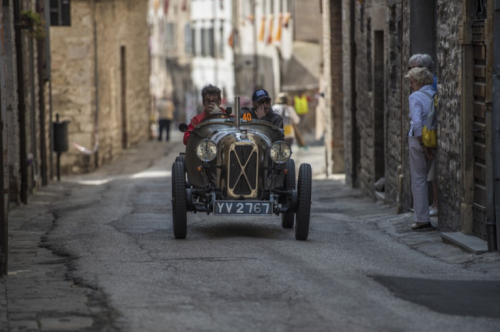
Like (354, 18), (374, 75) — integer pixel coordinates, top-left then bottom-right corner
(441, 232), (488, 255)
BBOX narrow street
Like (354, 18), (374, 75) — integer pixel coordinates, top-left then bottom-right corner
(1, 131), (499, 332)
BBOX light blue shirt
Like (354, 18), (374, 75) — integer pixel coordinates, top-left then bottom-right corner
(408, 85), (435, 137)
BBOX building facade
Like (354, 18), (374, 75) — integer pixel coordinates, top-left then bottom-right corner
(233, 0), (323, 144)
(323, 0), (500, 249)
(149, 0), (194, 124)
(190, 0), (234, 114)
(50, 0), (150, 174)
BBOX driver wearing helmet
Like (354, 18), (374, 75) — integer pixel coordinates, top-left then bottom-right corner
(184, 84), (230, 145)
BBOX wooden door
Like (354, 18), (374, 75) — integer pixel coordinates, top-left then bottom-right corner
(470, 2), (489, 240)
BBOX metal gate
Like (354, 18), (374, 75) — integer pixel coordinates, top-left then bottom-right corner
(470, 1), (488, 240)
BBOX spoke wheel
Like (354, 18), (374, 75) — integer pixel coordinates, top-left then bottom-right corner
(281, 159), (296, 229)
(295, 163), (312, 241)
(172, 161), (187, 239)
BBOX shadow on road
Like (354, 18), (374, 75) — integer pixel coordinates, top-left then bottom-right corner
(372, 275), (500, 318)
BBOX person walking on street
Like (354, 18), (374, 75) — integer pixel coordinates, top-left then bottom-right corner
(406, 67), (436, 230)
(272, 92), (300, 146)
(157, 96), (175, 142)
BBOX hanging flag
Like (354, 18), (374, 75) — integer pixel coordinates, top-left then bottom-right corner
(181, 0), (187, 11)
(275, 14), (283, 41)
(283, 12), (292, 28)
(258, 16), (265, 42)
(228, 29), (234, 48)
(220, 0), (224, 10)
(163, 0), (170, 15)
(267, 15), (274, 44)
(153, 0), (160, 11)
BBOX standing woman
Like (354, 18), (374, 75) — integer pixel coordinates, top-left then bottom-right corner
(272, 92), (300, 146)
(406, 67), (436, 229)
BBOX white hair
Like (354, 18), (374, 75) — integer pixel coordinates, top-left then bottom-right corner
(409, 54), (434, 71)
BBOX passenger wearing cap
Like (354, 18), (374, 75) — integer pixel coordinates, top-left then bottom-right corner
(246, 89), (283, 128)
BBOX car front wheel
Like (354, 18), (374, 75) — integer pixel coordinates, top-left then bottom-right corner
(295, 163), (311, 241)
(172, 161), (187, 239)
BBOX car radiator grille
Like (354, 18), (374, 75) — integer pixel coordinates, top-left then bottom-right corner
(229, 145), (258, 196)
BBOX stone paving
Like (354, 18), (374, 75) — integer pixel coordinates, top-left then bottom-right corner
(0, 135), (499, 331)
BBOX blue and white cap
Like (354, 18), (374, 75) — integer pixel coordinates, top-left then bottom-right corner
(252, 89), (271, 102)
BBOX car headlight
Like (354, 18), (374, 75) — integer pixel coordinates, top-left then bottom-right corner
(270, 141), (291, 164)
(196, 140), (217, 162)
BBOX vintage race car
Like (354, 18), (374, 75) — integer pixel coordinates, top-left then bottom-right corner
(171, 98), (312, 240)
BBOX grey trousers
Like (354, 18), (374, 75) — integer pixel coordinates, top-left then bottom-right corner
(409, 137), (430, 223)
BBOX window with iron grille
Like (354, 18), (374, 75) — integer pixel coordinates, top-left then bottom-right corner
(50, 0), (71, 26)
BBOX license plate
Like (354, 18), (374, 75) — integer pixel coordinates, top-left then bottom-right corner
(214, 201), (272, 215)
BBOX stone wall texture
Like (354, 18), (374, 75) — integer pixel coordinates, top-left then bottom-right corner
(384, 0), (403, 206)
(322, 0), (344, 175)
(51, 0), (150, 175)
(434, 0), (463, 230)
(338, 0), (466, 231)
(2, 2), (21, 204)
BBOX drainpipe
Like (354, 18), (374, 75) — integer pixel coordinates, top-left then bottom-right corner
(0, 3), (7, 276)
(29, 38), (39, 186)
(37, 0), (47, 186)
(13, 0), (28, 204)
(252, 0), (258, 88)
(350, 0), (358, 186)
(44, 0), (53, 180)
(93, 7), (99, 169)
(492, 0), (500, 252)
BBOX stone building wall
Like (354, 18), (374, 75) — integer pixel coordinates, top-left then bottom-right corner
(384, 0), (403, 206)
(400, 0), (411, 212)
(20, 0), (44, 195)
(340, 0), (408, 205)
(354, 0), (376, 197)
(336, 0), (470, 231)
(434, 0), (463, 230)
(51, 0), (150, 175)
(322, 0), (344, 175)
(341, 0), (354, 186)
(50, 0), (95, 174)
(2, 1), (21, 204)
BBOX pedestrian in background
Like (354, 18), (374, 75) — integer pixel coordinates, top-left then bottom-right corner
(408, 54), (438, 216)
(406, 67), (436, 230)
(156, 95), (175, 142)
(273, 92), (300, 146)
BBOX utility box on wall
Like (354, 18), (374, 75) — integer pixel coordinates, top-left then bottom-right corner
(53, 120), (69, 152)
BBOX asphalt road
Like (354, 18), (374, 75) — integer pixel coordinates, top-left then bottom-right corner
(44, 138), (500, 332)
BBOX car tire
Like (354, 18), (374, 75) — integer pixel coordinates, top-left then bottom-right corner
(175, 155), (186, 172)
(295, 163), (312, 241)
(172, 161), (187, 239)
(281, 159), (296, 229)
